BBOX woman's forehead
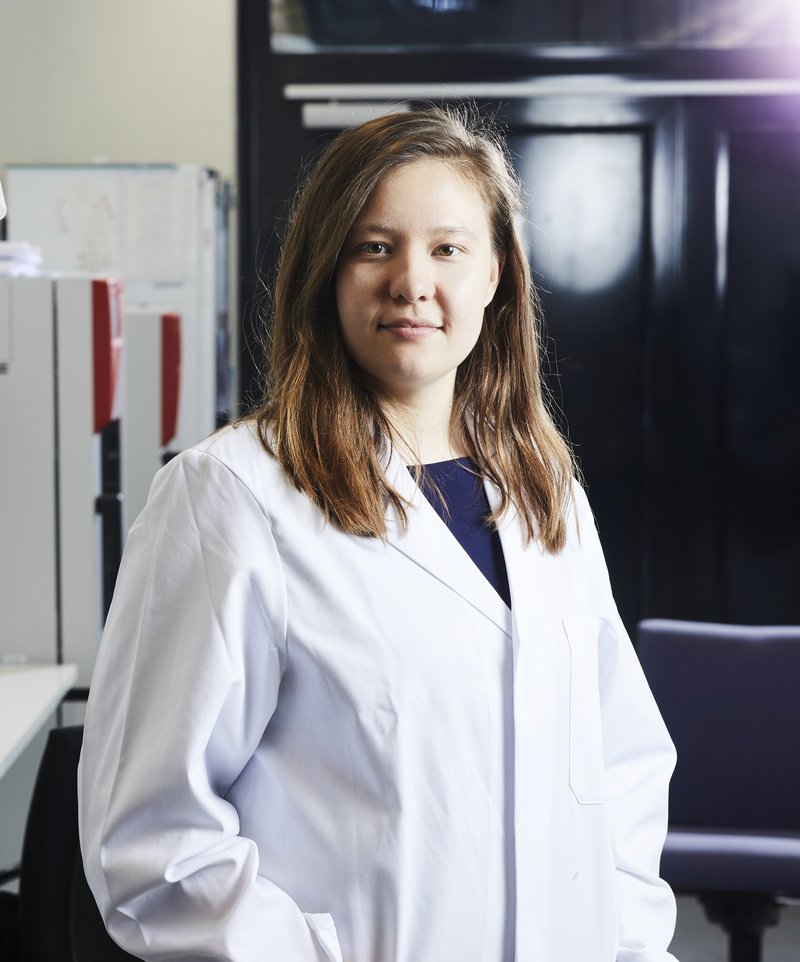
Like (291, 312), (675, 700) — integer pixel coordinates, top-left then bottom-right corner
(352, 157), (492, 231)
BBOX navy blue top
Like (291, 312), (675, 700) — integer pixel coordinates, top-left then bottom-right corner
(409, 458), (512, 609)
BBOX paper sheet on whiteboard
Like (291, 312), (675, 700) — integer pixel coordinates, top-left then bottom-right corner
(7, 166), (198, 283)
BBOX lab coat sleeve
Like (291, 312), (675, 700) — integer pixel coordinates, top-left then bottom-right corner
(78, 448), (339, 962)
(574, 485), (680, 962)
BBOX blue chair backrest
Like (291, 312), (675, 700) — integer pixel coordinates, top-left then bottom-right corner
(637, 619), (800, 831)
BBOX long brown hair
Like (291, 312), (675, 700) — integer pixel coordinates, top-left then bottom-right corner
(253, 104), (576, 553)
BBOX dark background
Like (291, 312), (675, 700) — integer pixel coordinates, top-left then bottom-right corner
(237, 0), (800, 635)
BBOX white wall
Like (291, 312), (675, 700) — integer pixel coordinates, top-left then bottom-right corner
(0, 0), (235, 177)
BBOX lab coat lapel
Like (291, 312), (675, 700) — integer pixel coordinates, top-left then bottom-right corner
(383, 448), (512, 637)
(482, 474), (564, 646)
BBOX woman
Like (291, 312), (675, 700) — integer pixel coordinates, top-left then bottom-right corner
(79, 106), (679, 962)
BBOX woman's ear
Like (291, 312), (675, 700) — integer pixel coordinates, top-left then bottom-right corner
(484, 254), (504, 307)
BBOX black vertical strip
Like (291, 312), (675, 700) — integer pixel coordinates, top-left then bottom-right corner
(677, 101), (726, 620)
(637, 122), (654, 627)
(237, 0), (272, 410)
(98, 421), (123, 618)
(640, 101), (684, 621)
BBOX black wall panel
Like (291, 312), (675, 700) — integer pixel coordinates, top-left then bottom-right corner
(723, 126), (800, 623)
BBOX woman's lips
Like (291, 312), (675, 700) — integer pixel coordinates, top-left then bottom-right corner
(379, 320), (440, 338)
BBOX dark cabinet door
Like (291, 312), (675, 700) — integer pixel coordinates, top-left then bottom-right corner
(684, 98), (800, 624)
(723, 123), (800, 623)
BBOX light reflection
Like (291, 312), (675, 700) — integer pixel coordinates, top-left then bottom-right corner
(663, 0), (800, 45)
(715, 139), (730, 305)
(518, 133), (641, 296)
(410, 0), (479, 10)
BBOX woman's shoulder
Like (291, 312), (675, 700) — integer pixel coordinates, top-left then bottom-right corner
(151, 419), (286, 508)
(192, 418), (271, 470)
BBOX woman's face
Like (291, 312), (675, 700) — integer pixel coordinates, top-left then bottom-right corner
(335, 158), (501, 407)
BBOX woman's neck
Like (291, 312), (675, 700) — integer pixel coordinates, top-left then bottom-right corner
(379, 391), (467, 465)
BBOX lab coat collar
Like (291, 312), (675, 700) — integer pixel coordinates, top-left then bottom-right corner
(383, 445), (513, 638)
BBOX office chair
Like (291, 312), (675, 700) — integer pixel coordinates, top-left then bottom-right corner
(637, 619), (800, 962)
(15, 725), (138, 962)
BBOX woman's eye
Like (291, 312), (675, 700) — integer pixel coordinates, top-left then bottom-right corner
(436, 244), (458, 257)
(360, 241), (388, 255)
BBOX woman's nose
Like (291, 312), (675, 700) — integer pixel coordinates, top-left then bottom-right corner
(388, 250), (434, 303)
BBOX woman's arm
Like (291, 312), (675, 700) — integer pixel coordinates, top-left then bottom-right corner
(79, 448), (340, 962)
(574, 485), (680, 962)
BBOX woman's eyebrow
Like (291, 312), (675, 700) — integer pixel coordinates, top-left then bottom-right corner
(349, 222), (394, 236)
(432, 225), (478, 240)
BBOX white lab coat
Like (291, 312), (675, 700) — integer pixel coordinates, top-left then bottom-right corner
(78, 421), (678, 962)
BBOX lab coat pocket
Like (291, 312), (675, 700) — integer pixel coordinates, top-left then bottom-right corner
(563, 617), (606, 804)
(304, 911), (344, 962)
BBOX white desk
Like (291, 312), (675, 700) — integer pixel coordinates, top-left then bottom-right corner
(0, 664), (78, 780)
